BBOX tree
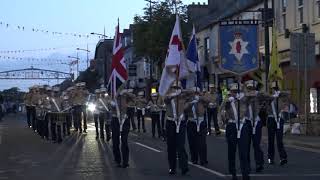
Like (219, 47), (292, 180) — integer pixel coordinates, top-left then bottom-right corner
(133, 0), (191, 76)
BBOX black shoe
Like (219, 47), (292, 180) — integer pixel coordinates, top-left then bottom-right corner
(100, 136), (105, 140)
(242, 175), (250, 180)
(200, 161), (209, 166)
(192, 161), (198, 164)
(106, 136), (111, 142)
(231, 174), (238, 180)
(280, 159), (288, 166)
(268, 159), (274, 165)
(83, 130), (87, 133)
(122, 164), (129, 168)
(216, 131), (221, 135)
(143, 129), (146, 133)
(256, 165), (264, 172)
(181, 168), (189, 175)
(168, 169), (176, 175)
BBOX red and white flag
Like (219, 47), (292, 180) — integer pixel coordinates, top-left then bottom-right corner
(108, 21), (128, 98)
(158, 15), (190, 96)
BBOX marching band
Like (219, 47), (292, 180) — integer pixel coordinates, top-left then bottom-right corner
(23, 79), (291, 180)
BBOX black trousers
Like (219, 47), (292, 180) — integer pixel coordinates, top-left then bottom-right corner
(267, 117), (287, 161)
(187, 121), (207, 164)
(50, 114), (62, 143)
(226, 122), (251, 177)
(137, 109), (145, 131)
(30, 107), (36, 131)
(82, 105), (87, 131)
(111, 117), (130, 166)
(73, 105), (82, 132)
(127, 107), (136, 130)
(151, 112), (161, 138)
(207, 107), (220, 134)
(43, 113), (49, 139)
(249, 120), (264, 167)
(166, 120), (188, 172)
(26, 106), (32, 127)
(94, 113), (111, 139)
(66, 113), (71, 135)
(161, 110), (166, 139)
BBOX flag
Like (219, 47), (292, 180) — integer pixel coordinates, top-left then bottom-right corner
(268, 23), (283, 84)
(182, 25), (202, 89)
(159, 15), (189, 96)
(108, 20), (128, 98)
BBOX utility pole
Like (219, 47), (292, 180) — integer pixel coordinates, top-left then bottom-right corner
(264, 0), (270, 92)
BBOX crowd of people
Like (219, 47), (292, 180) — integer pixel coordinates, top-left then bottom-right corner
(23, 79), (293, 180)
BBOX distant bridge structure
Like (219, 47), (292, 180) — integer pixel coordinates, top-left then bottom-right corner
(0, 67), (73, 80)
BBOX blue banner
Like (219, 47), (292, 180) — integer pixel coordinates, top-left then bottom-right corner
(219, 25), (259, 75)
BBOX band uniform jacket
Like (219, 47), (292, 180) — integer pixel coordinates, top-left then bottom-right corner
(204, 92), (218, 109)
(220, 93), (250, 124)
(24, 92), (33, 106)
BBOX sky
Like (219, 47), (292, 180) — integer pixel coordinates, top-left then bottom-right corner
(0, 0), (206, 91)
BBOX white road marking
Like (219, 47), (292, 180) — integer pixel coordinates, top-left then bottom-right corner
(188, 162), (225, 177)
(134, 142), (162, 153)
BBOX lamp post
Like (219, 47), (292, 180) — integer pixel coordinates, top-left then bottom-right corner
(68, 55), (80, 78)
(90, 32), (108, 39)
(76, 47), (90, 68)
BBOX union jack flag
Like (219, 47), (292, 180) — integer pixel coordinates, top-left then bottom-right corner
(108, 21), (128, 98)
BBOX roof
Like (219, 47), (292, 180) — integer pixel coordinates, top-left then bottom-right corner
(196, 0), (263, 32)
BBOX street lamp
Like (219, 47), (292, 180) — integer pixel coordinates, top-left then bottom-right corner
(68, 55), (80, 78)
(90, 32), (108, 39)
(76, 47), (90, 68)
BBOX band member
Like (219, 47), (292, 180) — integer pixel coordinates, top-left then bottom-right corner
(110, 88), (134, 168)
(136, 91), (147, 133)
(30, 86), (40, 132)
(267, 81), (288, 166)
(24, 86), (34, 128)
(98, 87), (112, 141)
(186, 87), (209, 166)
(159, 97), (166, 141)
(206, 84), (221, 135)
(35, 86), (46, 136)
(244, 80), (264, 172)
(221, 83), (251, 180)
(72, 83), (85, 133)
(50, 87), (63, 143)
(93, 89), (102, 139)
(146, 92), (162, 138)
(79, 83), (89, 133)
(125, 88), (136, 131)
(164, 82), (189, 175)
(41, 86), (53, 140)
(61, 91), (72, 136)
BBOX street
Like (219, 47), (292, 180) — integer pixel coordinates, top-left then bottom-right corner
(0, 114), (319, 180)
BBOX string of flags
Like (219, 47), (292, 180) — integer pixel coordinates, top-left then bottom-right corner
(0, 55), (86, 63)
(0, 20), (104, 39)
(0, 42), (97, 54)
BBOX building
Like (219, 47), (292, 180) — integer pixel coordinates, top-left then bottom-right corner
(188, 0), (264, 89)
(275, 0), (320, 114)
(122, 25), (150, 89)
(93, 38), (114, 87)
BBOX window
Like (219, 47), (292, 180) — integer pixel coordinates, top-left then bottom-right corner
(298, 0), (304, 24)
(282, 0), (287, 12)
(317, 0), (320, 18)
(282, 14), (287, 31)
(204, 37), (210, 61)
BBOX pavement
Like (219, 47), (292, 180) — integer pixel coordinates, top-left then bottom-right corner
(0, 113), (320, 180)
